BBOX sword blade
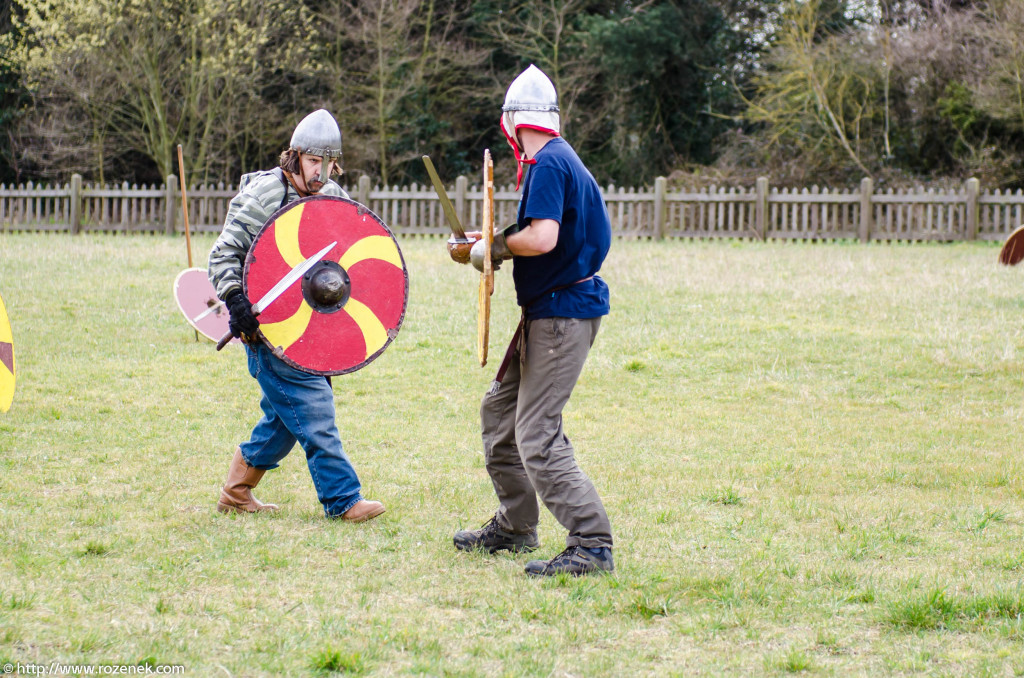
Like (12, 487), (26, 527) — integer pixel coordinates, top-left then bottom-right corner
(192, 299), (225, 323)
(422, 155), (467, 239)
(252, 241), (337, 315)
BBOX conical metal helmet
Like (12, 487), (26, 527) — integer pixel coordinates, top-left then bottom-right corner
(500, 65), (561, 189)
(502, 64), (559, 113)
(290, 109), (343, 183)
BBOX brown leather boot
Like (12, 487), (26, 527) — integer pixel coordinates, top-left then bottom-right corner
(216, 448), (280, 514)
(339, 499), (385, 523)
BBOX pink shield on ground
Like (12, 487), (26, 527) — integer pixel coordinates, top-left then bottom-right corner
(173, 268), (239, 344)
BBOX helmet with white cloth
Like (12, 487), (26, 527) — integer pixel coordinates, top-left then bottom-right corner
(500, 65), (560, 189)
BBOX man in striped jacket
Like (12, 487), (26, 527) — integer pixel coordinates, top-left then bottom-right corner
(208, 109), (385, 523)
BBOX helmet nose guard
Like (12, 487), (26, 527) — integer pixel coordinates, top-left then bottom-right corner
(290, 109), (343, 184)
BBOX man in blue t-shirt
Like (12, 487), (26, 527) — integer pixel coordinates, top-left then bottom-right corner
(451, 65), (615, 577)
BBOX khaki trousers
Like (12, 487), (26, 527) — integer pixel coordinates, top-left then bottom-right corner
(481, 316), (613, 549)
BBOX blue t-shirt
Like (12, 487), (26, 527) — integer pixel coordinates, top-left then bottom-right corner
(511, 137), (611, 319)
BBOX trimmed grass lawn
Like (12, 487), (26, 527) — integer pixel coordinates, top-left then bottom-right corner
(0, 234), (1022, 676)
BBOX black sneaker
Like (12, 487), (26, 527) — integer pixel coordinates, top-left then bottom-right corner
(453, 515), (539, 553)
(524, 546), (614, 577)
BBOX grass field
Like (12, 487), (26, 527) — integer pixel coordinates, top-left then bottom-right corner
(1, 233), (1023, 676)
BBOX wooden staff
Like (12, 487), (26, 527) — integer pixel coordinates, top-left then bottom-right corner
(177, 144), (194, 267)
(177, 144), (198, 341)
(478, 149), (494, 366)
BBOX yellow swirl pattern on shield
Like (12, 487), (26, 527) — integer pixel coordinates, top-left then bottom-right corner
(261, 232), (401, 358)
(0, 292), (15, 413)
(258, 203), (309, 350)
(339, 235), (403, 270)
(273, 204), (306, 267)
(260, 301), (314, 351)
(340, 235), (401, 357)
(345, 298), (388, 356)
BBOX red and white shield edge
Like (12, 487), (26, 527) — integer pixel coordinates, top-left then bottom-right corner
(243, 195), (408, 376)
(173, 268), (239, 344)
(0, 290), (14, 413)
(999, 224), (1024, 265)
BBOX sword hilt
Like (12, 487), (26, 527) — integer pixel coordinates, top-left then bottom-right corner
(215, 304), (259, 351)
(447, 235), (480, 265)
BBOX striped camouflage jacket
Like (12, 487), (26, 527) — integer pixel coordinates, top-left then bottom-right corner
(207, 168), (349, 300)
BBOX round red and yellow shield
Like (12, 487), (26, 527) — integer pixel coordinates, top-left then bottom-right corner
(0, 290), (15, 413)
(243, 196), (408, 375)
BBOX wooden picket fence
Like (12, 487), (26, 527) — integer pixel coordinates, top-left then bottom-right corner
(1, 174), (1021, 242)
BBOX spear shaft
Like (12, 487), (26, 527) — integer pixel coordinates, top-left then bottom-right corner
(177, 144), (198, 341)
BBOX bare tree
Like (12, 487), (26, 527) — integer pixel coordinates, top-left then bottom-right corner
(11, 0), (315, 183)
(742, 0), (880, 178)
(316, 0), (490, 185)
(972, 0), (1024, 133)
(482, 0), (598, 138)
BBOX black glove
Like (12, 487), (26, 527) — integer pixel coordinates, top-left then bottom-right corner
(225, 290), (259, 339)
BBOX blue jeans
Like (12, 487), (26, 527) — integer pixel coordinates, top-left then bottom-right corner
(239, 343), (362, 517)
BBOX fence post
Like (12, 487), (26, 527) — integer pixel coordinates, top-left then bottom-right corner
(755, 176), (768, 241)
(357, 175), (371, 207)
(859, 177), (873, 243)
(653, 176), (667, 239)
(165, 174), (178, 235)
(965, 177), (980, 240)
(455, 175), (468, 228)
(69, 174), (82, 235)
